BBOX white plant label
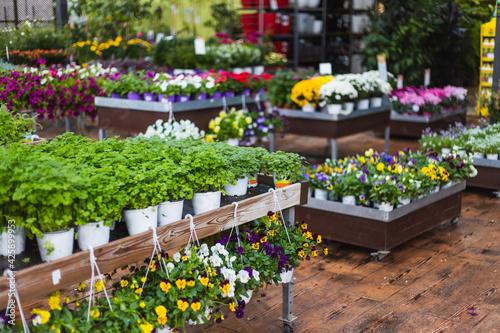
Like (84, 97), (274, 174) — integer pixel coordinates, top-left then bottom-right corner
(270, 0), (278, 10)
(397, 75), (403, 89)
(377, 54), (388, 81)
(319, 62), (332, 75)
(52, 269), (61, 285)
(194, 37), (206, 55)
(424, 68), (431, 87)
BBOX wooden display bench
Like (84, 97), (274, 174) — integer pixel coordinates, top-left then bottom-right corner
(276, 98), (391, 159)
(0, 179), (307, 332)
(390, 107), (467, 138)
(295, 182), (465, 262)
(95, 94), (266, 140)
(468, 158), (500, 194)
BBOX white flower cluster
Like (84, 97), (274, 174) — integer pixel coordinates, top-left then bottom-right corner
(319, 79), (358, 106)
(155, 74), (215, 93)
(140, 118), (205, 140)
(206, 44), (261, 67)
(336, 72), (392, 96)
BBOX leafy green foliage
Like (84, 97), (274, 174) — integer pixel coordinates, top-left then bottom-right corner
(0, 106), (38, 145)
(262, 151), (306, 182)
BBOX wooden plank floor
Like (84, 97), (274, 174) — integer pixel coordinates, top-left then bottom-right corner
(21, 112), (500, 332)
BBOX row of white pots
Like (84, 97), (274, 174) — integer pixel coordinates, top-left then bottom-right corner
(324, 97), (383, 115)
(442, 148), (499, 160)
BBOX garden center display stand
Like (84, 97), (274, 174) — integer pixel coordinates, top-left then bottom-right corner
(468, 158), (500, 196)
(276, 98), (391, 159)
(390, 107), (468, 138)
(0, 178), (307, 333)
(296, 182), (465, 262)
(95, 94), (266, 139)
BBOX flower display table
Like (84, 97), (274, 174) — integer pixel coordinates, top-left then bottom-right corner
(95, 93), (266, 140)
(390, 107), (467, 138)
(0, 180), (308, 331)
(468, 158), (500, 192)
(276, 98), (391, 159)
(295, 182), (465, 262)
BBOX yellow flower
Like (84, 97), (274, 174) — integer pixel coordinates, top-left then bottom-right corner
(48, 295), (61, 310)
(323, 247), (329, 255)
(64, 297), (70, 303)
(301, 223), (308, 230)
(268, 229), (274, 236)
(141, 277), (147, 283)
(358, 156), (366, 165)
(251, 243), (260, 250)
(160, 281), (172, 293)
(219, 110), (226, 118)
(229, 302), (235, 312)
(94, 281), (104, 292)
(182, 255), (188, 261)
(208, 283), (214, 288)
(140, 302), (146, 308)
(215, 117), (221, 125)
(82, 63), (88, 68)
(311, 250), (317, 257)
(140, 322), (153, 333)
(376, 163), (385, 172)
(50, 325), (61, 333)
(298, 250), (305, 258)
(246, 117), (252, 124)
(214, 126), (220, 134)
(260, 236), (268, 243)
(31, 309), (50, 324)
(239, 128), (244, 136)
(306, 231), (313, 240)
(177, 299), (189, 312)
(96, 50), (102, 56)
(187, 280), (195, 287)
(191, 302), (201, 312)
(78, 282), (86, 292)
(120, 279), (128, 288)
(317, 235), (322, 244)
(156, 305), (167, 325)
(116, 36), (123, 42)
(135, 288), (143, 294)
(90, 46), (97, 51)
(303, 242), (309, 248)
(209, 120), (215, 129)
(200, 276), (209, 286)
(90, 309), (100, 318)
(176, 279), (187, 290)
(219, 283), (231, 293)
(205, 134), (215, 143)
(150, 260), (156, 272)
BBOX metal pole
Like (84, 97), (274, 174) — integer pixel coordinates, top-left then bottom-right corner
(13, 0), (18, 28)
(384, 126), (390, 154)
(65, 117), (70, 133)
(269, 133), (275, 153)
(493, 2), (500, 92)
(280, 207), (296, 332)
(330, 138), (338, 160)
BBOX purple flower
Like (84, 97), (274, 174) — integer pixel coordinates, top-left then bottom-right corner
(360, 174), (366, 183)
(235, 307), (244, 319)
(243, 266), (253, 277)
(237, 246), (244, 255)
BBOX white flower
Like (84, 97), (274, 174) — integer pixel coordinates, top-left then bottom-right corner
(237, 270), (250, 283)
(252, 270), (260, 281)
(173, 252), (181, 262)
(166, 262), (175, 273)
(210, 254), (223, 267)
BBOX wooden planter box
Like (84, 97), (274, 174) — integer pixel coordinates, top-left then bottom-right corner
(95, 94), (266, 139)
(276, 98), (392, 159)
(0, 180), (308, 305)
(468, 158), (500, 191)
(296, 182), (465, 261)
(390, 107), (467, 138)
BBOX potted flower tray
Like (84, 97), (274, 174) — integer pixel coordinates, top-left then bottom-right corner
(390, 107), (467, 138)
(467, 158), (500, 192)
(295, 182), (465, 262)
(95, 94), (266, 140)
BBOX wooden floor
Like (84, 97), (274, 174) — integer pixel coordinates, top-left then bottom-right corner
(24, 113), (500, 333)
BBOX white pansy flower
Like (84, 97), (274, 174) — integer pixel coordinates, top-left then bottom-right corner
(173, 252), (181, 262)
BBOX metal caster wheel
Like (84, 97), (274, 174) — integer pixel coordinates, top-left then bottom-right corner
(284, 324), (294, 333)
(371, 250), (390, 263)
(450, 217), (459, 226)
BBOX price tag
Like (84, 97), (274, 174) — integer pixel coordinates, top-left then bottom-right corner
(397, 75), (403, 89)
(319, 62), (332, 75)
(377, 54), (388, 81)
(6, 47), (9, 62)
(270, 0), (278, 10)
(52, 269), (61, 285)
(424, 68), (431, 87)
(194, 37), (206, 55)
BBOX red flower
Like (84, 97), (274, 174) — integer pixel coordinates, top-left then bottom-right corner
(261, 73), (272, 81)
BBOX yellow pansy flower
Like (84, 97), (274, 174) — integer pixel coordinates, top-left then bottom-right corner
(177, 299), (189, 312)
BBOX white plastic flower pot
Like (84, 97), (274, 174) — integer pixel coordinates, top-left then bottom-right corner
(373, 203), (380, 209)
(343, 102), (354, 113)
(248, 174), (258, 188)
(280, 268), (294, 283)
(158, 200), (184, 227)
(430, 185), (440, 194)
(314, 188), (328, 200)
(123, 205), (158, 236)
(192, 191), (221, 215)
(457, 150), (466, 157)
(37, 228), (74, 262)
(473, 152), (484, 159)
(356, 99), (370, 110)
(0, 227), (26, 256)
(225, 138), (239, 146)
(233, 67), (244, 74)
(187, 306), (211, 326)
(326, 104), (342, 115)
(307, 0), (321, 7)
(253, 66), (264, 75)
(397, 197), (411, 208)
(370, 97), (383, 108)
(441, 182), (453, 190)
(378, 202), (394, 212)
(486, 153), (499, 160)
(224, 176), (249, 196)
(342, 195), (356, 206)
(77, 221), (110, 251)
(441, 148), (452, 155)
(302, 104), (315, 112)
(158, 326), (174, 333)
(239, 290), (253, 304)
